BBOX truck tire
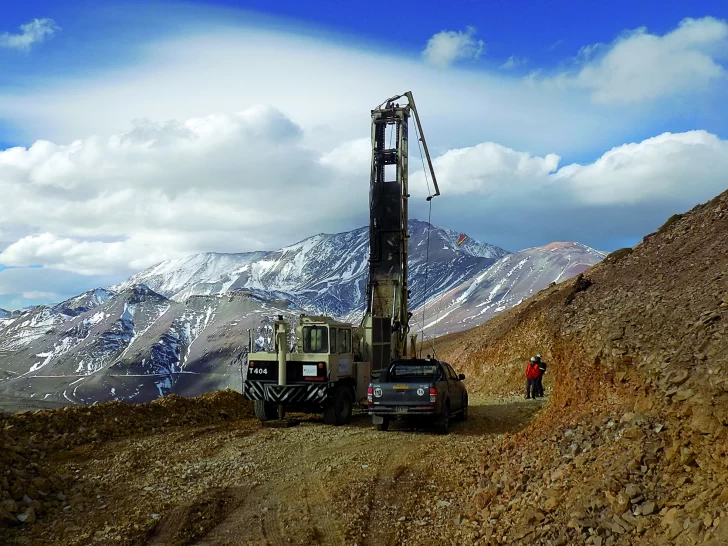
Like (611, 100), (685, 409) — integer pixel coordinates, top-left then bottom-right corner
(324, 386), (353, 426)
(254, 400), (278, 421)
(457, 395), (469, 421)
(435, 404), (450, 435)
(376, 417), (390, 432)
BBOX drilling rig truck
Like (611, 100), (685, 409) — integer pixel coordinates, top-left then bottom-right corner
(243, 92), (439, 425)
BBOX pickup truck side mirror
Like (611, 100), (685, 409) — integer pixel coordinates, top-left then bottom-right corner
(458, 373), (466, 381)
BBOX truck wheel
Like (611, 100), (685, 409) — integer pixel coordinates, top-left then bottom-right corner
(457, 396), (469, 421)
(324, 386), (353, 426)
(254, 400), (278, 421)
(435, 405), (450, 435)
(376, 417), (390, 432)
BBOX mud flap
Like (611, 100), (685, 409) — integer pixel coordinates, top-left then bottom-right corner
(372, 415), (384, 425)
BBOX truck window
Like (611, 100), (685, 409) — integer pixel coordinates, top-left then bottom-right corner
(302, 326), (329, 354)
(444, 363), (458, 380)
(339, 329), (351, 354)
(389, 362), (440, 381)
(329, 328), (337, 354)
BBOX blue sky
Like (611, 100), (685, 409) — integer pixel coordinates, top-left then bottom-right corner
(7, 0), (726, 59)
(3, 1), (728, 148)
(1, 0), (728, 309)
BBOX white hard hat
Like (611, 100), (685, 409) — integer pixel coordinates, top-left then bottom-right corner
(536, 354), (542, 359)
(530, 357), (536, 362)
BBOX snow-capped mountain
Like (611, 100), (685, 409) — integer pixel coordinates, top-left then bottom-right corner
(0, 284), (301, 405)
(0, 308), (9, 319)
(416, 242), (606, 337)
(0, 289), (117, 354)
(52, 288), (115, 317)
(0, 222), (604, 407)
(115, 219), (508, 316)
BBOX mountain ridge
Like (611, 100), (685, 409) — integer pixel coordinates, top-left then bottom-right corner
(417, 241), (606, 337)
(113, 219), (509, 317)
(0, 220), (603, 406)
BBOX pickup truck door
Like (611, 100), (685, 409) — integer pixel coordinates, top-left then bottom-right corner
(443, 363), (463, 411)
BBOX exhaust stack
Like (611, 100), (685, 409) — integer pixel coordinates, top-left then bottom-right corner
(274, 315), (289, 419)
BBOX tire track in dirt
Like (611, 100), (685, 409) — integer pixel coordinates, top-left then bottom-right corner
(357, 439), (436, 546)
(260, 504), (287, 546)
(148, 487), (243, 546)
(301, 479), (346, 545)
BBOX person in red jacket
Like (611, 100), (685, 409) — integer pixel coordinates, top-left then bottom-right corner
(526, 357), (540, 399)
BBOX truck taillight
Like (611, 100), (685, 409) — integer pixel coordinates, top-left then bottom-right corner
(367, 386), (373, 404)
(429, 387), (437, 403)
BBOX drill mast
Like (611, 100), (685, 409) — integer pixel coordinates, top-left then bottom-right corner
(363, 92), (439, 373)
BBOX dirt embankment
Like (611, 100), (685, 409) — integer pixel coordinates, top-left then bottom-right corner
(435, 191), (728, 545)
(1, 391), (252, 536)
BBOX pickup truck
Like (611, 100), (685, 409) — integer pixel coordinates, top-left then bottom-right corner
(367, 357), (468, 434)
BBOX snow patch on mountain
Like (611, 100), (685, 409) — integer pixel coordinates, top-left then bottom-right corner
(113, 220), (509, 318)
(415, 242), (605, 337)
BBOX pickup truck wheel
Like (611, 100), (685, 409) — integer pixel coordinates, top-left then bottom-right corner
(457, 396), (469, 421)
(324, 386), (353, 426)
(436, 405), (450, 435)
(254, 400), (278, 421)
(376, 417), (390, 432)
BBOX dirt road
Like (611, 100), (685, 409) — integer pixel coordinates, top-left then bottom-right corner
(12, 397), (544, 546)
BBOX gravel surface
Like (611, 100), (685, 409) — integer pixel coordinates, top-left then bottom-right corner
(3, 396), (544, 546)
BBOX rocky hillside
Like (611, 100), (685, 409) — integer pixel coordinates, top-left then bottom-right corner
(417, 242), (605, 336)
(435, 190), (728, 545)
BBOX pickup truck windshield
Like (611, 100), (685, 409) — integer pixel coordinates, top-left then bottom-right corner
(389, 363), (439, 381)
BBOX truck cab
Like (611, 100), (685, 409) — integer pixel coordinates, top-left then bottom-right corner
(244, 315), (371, 425)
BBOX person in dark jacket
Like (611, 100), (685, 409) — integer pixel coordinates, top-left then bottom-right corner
(526, 357), (540, 399)
(535, 354), (547, 397)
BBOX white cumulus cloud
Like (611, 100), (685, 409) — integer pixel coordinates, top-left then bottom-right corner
(405, 129), (728, 252)
(0, 18), (60, 51)
(411, 142), (560, 197)
(0, 104), (725, 304)
(556, 130), (728, 205)
(0, 106), (370, 277)
(0, 234), (175, 276)
(550, 17), (728, 103)
(418, 130), (728, 206)
(422, 26), (485, 69)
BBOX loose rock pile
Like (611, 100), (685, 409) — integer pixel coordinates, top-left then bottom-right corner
(466, 408), (728, 545)
(0, 390), (252, 528)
